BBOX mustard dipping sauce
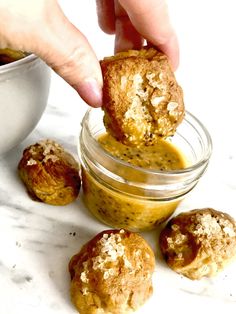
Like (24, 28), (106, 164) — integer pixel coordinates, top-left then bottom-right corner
(98, 133), (186, 170)
(82, 133), (188, 231)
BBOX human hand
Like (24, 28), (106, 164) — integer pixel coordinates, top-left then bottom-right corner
(0, 0), (103, 107)
(0, 0), (178, 108)
(96, 0), (179, 70)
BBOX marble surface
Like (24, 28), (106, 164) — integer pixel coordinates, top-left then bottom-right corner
(1, 1), (236, 313)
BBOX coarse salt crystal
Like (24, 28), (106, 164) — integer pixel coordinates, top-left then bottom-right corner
(167, 102), (178, 112)
(80, 271), (89, 283)
(223, 226), (235, 237)
(151, 96), (165, 106)
(27, 158), (37, 166)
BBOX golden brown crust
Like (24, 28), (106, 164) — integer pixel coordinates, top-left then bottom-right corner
(69, 229), (155, 314)
(159, 208), (236, 280)
(18, 139), (81, 205)
(101, 47), (185, 146)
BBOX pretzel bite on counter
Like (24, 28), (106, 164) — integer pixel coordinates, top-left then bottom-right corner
(18, 139), (81, 205)
(69, 229), (155, 314)
(159, 208), (236, 280)
(100, 47), (184, 146)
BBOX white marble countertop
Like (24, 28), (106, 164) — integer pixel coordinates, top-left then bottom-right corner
(1, 1), (236, 313)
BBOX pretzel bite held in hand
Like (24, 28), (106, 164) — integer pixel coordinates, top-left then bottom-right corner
(159, 208), (236, 280)
(101, 47), (184, 146)
(18, 139), (81, 205)
(69, 229), (155, 314)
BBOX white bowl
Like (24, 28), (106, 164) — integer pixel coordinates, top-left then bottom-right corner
(0, 54), (51, 155)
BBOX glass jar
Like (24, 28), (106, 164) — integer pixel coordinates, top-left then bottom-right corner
(79, 108), (212, 231)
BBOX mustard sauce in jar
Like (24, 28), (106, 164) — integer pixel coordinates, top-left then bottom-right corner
(98, 133), (186, 170)
(79, 109), (212, 231)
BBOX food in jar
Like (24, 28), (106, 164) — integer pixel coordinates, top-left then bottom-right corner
(18, 139), (81, 205)
(159, 208), (236, 280)
(0, 48), (27, 65)
(69, 229), (155, 314)
(98, 132), (186, 170)
(82, 133), (187, 231)
(100, 47), (184, 146)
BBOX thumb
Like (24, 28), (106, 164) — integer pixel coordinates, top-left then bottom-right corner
(31, 1), (103, 107)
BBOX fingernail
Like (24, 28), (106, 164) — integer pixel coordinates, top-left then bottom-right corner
(75, 79), (103, 108)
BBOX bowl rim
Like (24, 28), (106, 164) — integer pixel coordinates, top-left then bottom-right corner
(81, 108), (213, 176)
(0, 53), (39, 73)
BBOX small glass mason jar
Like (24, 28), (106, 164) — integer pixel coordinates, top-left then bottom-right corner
(79, 108), (212, 232)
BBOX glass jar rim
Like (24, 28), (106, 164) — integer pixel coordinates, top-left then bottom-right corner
(81, 108), (212, 176)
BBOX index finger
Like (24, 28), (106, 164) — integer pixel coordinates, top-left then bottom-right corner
(119, 0), (179, 70)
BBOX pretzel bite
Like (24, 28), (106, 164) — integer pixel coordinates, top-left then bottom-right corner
(69, 229), (155, 314)
(101, 47), (184, 146)
(159, 208), (236, 280)
(0, 48), (26, 65)
(18, 139), (81, 205)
